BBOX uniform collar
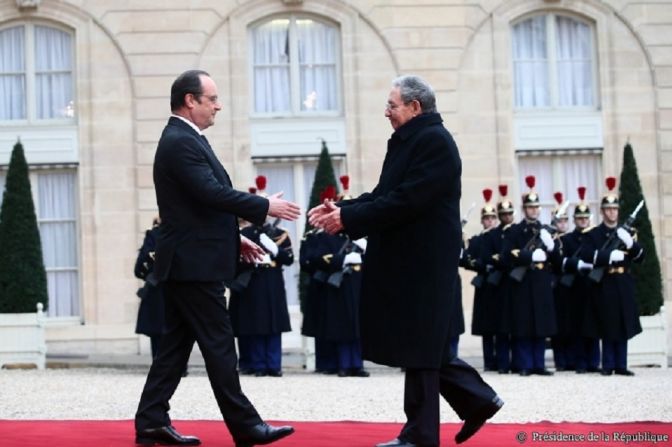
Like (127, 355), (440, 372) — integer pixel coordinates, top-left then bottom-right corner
(392, 112), (443, 141)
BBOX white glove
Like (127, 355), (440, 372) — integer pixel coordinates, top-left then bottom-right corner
(609, 249), (625, 264)
(352, 238), (367, 252)
(577, 260), (593, 271)
(616, 228), (634, 249)
(540, 228), (554, 251)
(258, 253), (273, 265)
(343, 252), (362, 266)
(259, 233), (278, 256)
(532, 248), (547, 262)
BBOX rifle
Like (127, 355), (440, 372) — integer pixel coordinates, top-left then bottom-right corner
(588, 199), (644, 284)
(558, 243), (583, 288)
(509, 201), (569, 282)
(229, 269), (253, 293)
(327, 237), (364, 288)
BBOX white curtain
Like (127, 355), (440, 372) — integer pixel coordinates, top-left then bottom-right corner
(253, 19), (291, 113)
(34, 25), (73, 119)
(512, 16), (548, 108)
(555, 16), (593, 107)
(38, 171), (79, 317)
(0, 26), (26, 120)
(297, 19), (338, 112)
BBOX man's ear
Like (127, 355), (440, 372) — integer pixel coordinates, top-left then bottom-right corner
(184, 93), (197, 109)
(412, 99), (422, 114)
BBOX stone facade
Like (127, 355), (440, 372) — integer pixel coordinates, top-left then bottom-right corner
(0, 0), (670, 353)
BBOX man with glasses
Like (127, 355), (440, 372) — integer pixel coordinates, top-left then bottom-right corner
(134, 69), (299, 447)
(309, 75), (502, 447)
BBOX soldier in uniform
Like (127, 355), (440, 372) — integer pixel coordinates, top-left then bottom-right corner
(461, 189), (498, 370)
(549, 192), (575, 371)
(307, 184), (369, 377)
(479, 185), (515, 373)
(229, 177), (293, 377)
(581, 177), (644, 376)
(500, 176), (556, 376)
(552, 187), (601, 373)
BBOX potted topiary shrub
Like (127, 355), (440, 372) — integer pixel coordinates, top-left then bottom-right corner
(0, 141), (48, 369)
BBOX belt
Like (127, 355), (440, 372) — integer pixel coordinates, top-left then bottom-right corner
(532, 262), (545, 270)
(351, 264), (362, 272)
(256, 261), (277, 269)
(607, 266), (627, 275)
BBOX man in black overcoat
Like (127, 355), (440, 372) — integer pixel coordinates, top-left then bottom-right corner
(309, 75), (502, 447)
(134, 70), (299, 447)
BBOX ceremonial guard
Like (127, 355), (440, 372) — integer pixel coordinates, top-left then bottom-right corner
(549, 192), (575, 371)
(134, 217), (165, 360)
(500, 176), (556, 376)
(461, 189), (498, 370)
(308, 183), (369, 377)
(581, 177), (644, 376)
(229, 176), (293, 377)
(479, 185), (516, 373)
(552, 187), (601, 373)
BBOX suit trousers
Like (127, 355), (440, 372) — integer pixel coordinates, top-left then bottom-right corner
(135, 280), (262, 434)
(398, 357), (498, 446)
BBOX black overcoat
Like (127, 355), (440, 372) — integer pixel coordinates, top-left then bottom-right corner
(580, 223), (644, 341)
(340, 113), (461, 369)
(500, 220), (557, 337)
(462, 231), (496, 336)
(479, 224), (513, 335)
(229, 224), (292, 336)
(299, 230), (323, 337)
(134, 227), (165, 337)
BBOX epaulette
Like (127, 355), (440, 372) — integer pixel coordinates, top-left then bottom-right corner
(503, 223), (513, 231)
(581, 225), (596, 234)
(482, 227), (494, 234)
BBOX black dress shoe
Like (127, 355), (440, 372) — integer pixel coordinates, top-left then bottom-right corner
(254, 370), (267, 377)
(455, 396), (504, 444)
(350, 368), (371, 377)
(234, 422), (294, 447)
(136, 426), (201, 446)
(587, 367), (601, 373)
(519, 369), (531, 376)
(267, 370), (283, 377)
(575, 368), (587, 374)
(337, 369), (350, 377)
(497, 369), (509, 374)
(532, 368), (553, 376)
(615, 368), (635, 376)
(601, 369), (613, 376)
(375, 438), (417, 447)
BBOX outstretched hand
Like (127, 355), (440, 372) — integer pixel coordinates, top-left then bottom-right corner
(267, 191), (301, 221)
(240, 235), (265, 264)
(308, 200), (344, 234)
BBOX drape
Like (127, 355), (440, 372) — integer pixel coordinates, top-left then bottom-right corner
(513, 16), (548, 108)
(34, 25), (73, 119)
(0, 26), (26, 120)
(555, 16), (593, 107)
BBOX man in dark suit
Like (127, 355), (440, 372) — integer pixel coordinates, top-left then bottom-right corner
(309, 75), (502, 447)
(134, 70), (299, 447)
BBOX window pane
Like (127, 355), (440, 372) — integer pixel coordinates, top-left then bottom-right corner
(0, 26), (26, 120)
(555, 16), (593, 107)
(34, 26), (74, 119)
(252, 19), (291, 113)
(512, 16), (549, 108)
(37, 171), (79, 317)
(296, 19), (338, 111)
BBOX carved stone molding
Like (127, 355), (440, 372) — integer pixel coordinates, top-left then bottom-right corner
(16, 0), (41, 10)
(282, 0), (303, 5)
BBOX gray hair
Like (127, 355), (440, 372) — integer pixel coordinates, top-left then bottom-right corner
(392, 75), (437, 113)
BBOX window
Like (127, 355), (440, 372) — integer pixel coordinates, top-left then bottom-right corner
(250, 15), (340, 116)
(512, 14), (595, 109)
(517, 152), (602, 226)
(0, 23), (75, 122)
(0, 169), (80, 317)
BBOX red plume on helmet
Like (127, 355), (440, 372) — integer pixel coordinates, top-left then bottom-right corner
(525, 175), (536, 189)
(339, 175), (350, 191)
(554, 192), (563, 205)
(320, 185), (337, 202)
(255, 175), (267, 191)
(605, 176), (617, 191)
(577, 186), (586, 201)
(498, 184), (508, 197)
(482, 188), (493, 203)
(248, 187), (257, 194)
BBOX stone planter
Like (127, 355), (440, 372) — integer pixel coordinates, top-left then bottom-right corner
(0, 303), (47, 369)
(628, 307), (668, 369)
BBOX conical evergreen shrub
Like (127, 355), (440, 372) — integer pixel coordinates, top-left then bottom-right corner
(618, 142), (663, 315)
(0, 141), (48, 313)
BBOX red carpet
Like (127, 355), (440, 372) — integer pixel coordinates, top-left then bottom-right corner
(1, 420), (670, 446)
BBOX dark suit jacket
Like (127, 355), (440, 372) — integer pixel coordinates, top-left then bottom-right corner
(152, 117), (269, 283)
